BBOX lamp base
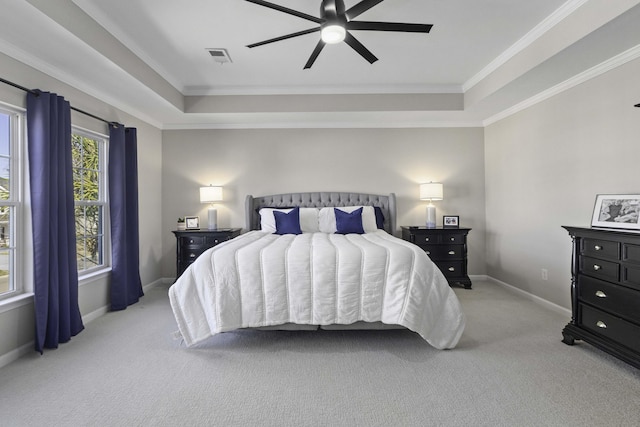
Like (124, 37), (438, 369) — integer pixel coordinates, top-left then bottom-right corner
(208, 207), (218, 230)
(426, 204), (436, 228)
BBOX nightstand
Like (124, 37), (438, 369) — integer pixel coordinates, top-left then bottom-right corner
(401, 226), (472, 289)
(172, 228), (241, 279)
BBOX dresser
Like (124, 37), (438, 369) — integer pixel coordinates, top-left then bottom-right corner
(401, 226), (472, 289)
(172, 228), (241, 279)
(561, 226), (640, 369)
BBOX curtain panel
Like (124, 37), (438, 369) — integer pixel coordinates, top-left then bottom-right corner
(27, 91), (84, 353)
(109, 125), (143, 310)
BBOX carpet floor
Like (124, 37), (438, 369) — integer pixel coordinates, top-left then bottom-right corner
(1, 279), (639, 426)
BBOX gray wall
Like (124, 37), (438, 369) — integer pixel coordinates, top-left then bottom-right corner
(0, 52), (164, 360)
(484, 56), (640, 309)
(161, 127), (487, 278)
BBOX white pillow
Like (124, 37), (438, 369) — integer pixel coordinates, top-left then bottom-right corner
(318, 206), (378, 233)
(259, 207), (320, 233)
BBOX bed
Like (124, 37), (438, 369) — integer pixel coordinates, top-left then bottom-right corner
(169, 192), (465, 349)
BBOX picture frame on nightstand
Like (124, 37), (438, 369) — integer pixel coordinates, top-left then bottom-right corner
(185, 216), (200, 230)
(443, 215), (459, 228)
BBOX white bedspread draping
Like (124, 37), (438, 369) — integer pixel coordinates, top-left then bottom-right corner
(169, 230), (465, 349)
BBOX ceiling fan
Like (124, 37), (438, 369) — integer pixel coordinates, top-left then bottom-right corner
(245, 0), (432, 69)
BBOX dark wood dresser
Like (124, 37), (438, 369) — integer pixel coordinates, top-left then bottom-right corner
(401, 226), (472, 289)
(172, 228), (241, 279)
(561, 226), (640, 369)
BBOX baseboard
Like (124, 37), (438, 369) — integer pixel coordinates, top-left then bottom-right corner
(0, 277), (167, 370)
(487, 276), (572, 317)
(81, 277), (165, 324)
(0, 341), (33, 369)
(143, 277), (167, 292)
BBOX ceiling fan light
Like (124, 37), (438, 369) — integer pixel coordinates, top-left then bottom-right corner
(321, 25), (346, 44)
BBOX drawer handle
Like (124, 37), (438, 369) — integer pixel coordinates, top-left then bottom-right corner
(425, 251), (431, 255)
(593, 264), (601, 271)
(448, 267), (455, 272)
(424, 237), (430, 242)
(214, 239), (219, 243)
(189, 253), (196, 258)
(450, 237), (455, 241)
(595, 290), (607, 298)
(596, 321), (607, 329)
(448, 251), (456, 255)
(594, 245), (602, 251)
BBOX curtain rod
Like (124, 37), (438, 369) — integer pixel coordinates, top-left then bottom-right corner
(0, 76), (119, 127)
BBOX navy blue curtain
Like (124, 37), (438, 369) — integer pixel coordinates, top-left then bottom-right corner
(27, 91), (84, 354)
(109, 125), (143, 310)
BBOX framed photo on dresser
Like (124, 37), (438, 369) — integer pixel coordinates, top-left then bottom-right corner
(185, 216), (200, 230)
(591, 194), (640, 230)
(443, 215), (459, 228)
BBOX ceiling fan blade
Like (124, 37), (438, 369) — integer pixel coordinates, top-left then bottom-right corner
(347, 21), (433, 33)
(245, 0), (322, 24)
(343, 32), (378, 64)
(247, 28), (321, 48)
(304, 40), (326, 69)
(345, 0), (384, 20)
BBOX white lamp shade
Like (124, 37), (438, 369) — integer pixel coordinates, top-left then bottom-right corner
(419, 183), (443, 201)
(200, 186), (223, 203)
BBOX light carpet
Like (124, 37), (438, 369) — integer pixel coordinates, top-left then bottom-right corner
(0, 280), (639, 426)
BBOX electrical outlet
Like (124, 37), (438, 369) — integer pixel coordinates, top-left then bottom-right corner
(541, 269), (548, 281)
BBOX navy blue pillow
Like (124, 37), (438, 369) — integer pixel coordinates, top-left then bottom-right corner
(273, 207), (302, 235)
(335, 207), (365, 234)
(374, 206), (385, 229)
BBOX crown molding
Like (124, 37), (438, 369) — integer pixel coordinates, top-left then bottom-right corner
(463, 0), (589, 92)
(71, 0), (185, 93)
(182, 84), (464, 96)
(0, 38), (163, 129)
(483, 44), (640, 126)
(162, 119), (484, 130)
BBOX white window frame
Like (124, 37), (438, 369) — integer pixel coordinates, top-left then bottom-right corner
(71, 126), (110, 278)
(0, 103), (24, 302)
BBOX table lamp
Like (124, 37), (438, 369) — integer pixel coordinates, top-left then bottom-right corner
(420, 182), (443, 228)
(200, 185), (223, 229)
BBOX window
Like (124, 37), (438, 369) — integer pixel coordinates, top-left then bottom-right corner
(72, 128), (108, 274)
(0, 106), (22, 300)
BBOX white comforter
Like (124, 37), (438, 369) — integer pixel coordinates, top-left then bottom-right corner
(169, 230), (465, 349)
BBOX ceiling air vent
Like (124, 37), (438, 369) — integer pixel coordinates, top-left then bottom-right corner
(206, 48), (232, 64)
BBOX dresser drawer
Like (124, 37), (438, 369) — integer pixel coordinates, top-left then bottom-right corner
(206, 235), (230, 246)
(622, 243), (640, 264)
(441, 233), (465, 244)
(580, 256), (619, 282)
(413, 234), (440, 245)
(423, 245), (464, 260)
(622, 265), (640, 291)
(435, 260), (465, 278)
(179, 248), (205, 263)
(581, 238), (620, 260)
(180, 236), (206, 248)
(580, 304), (640, 354)
(578, 276), (640, 324)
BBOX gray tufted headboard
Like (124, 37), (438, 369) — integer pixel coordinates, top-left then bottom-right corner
(246, 192), (397, 235)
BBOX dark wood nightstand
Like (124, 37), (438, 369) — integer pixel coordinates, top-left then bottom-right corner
(172, 228), (241, 279)
(401, 226), (472, 289)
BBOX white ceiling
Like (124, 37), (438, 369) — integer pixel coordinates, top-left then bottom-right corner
(1, 0), (640, 129)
